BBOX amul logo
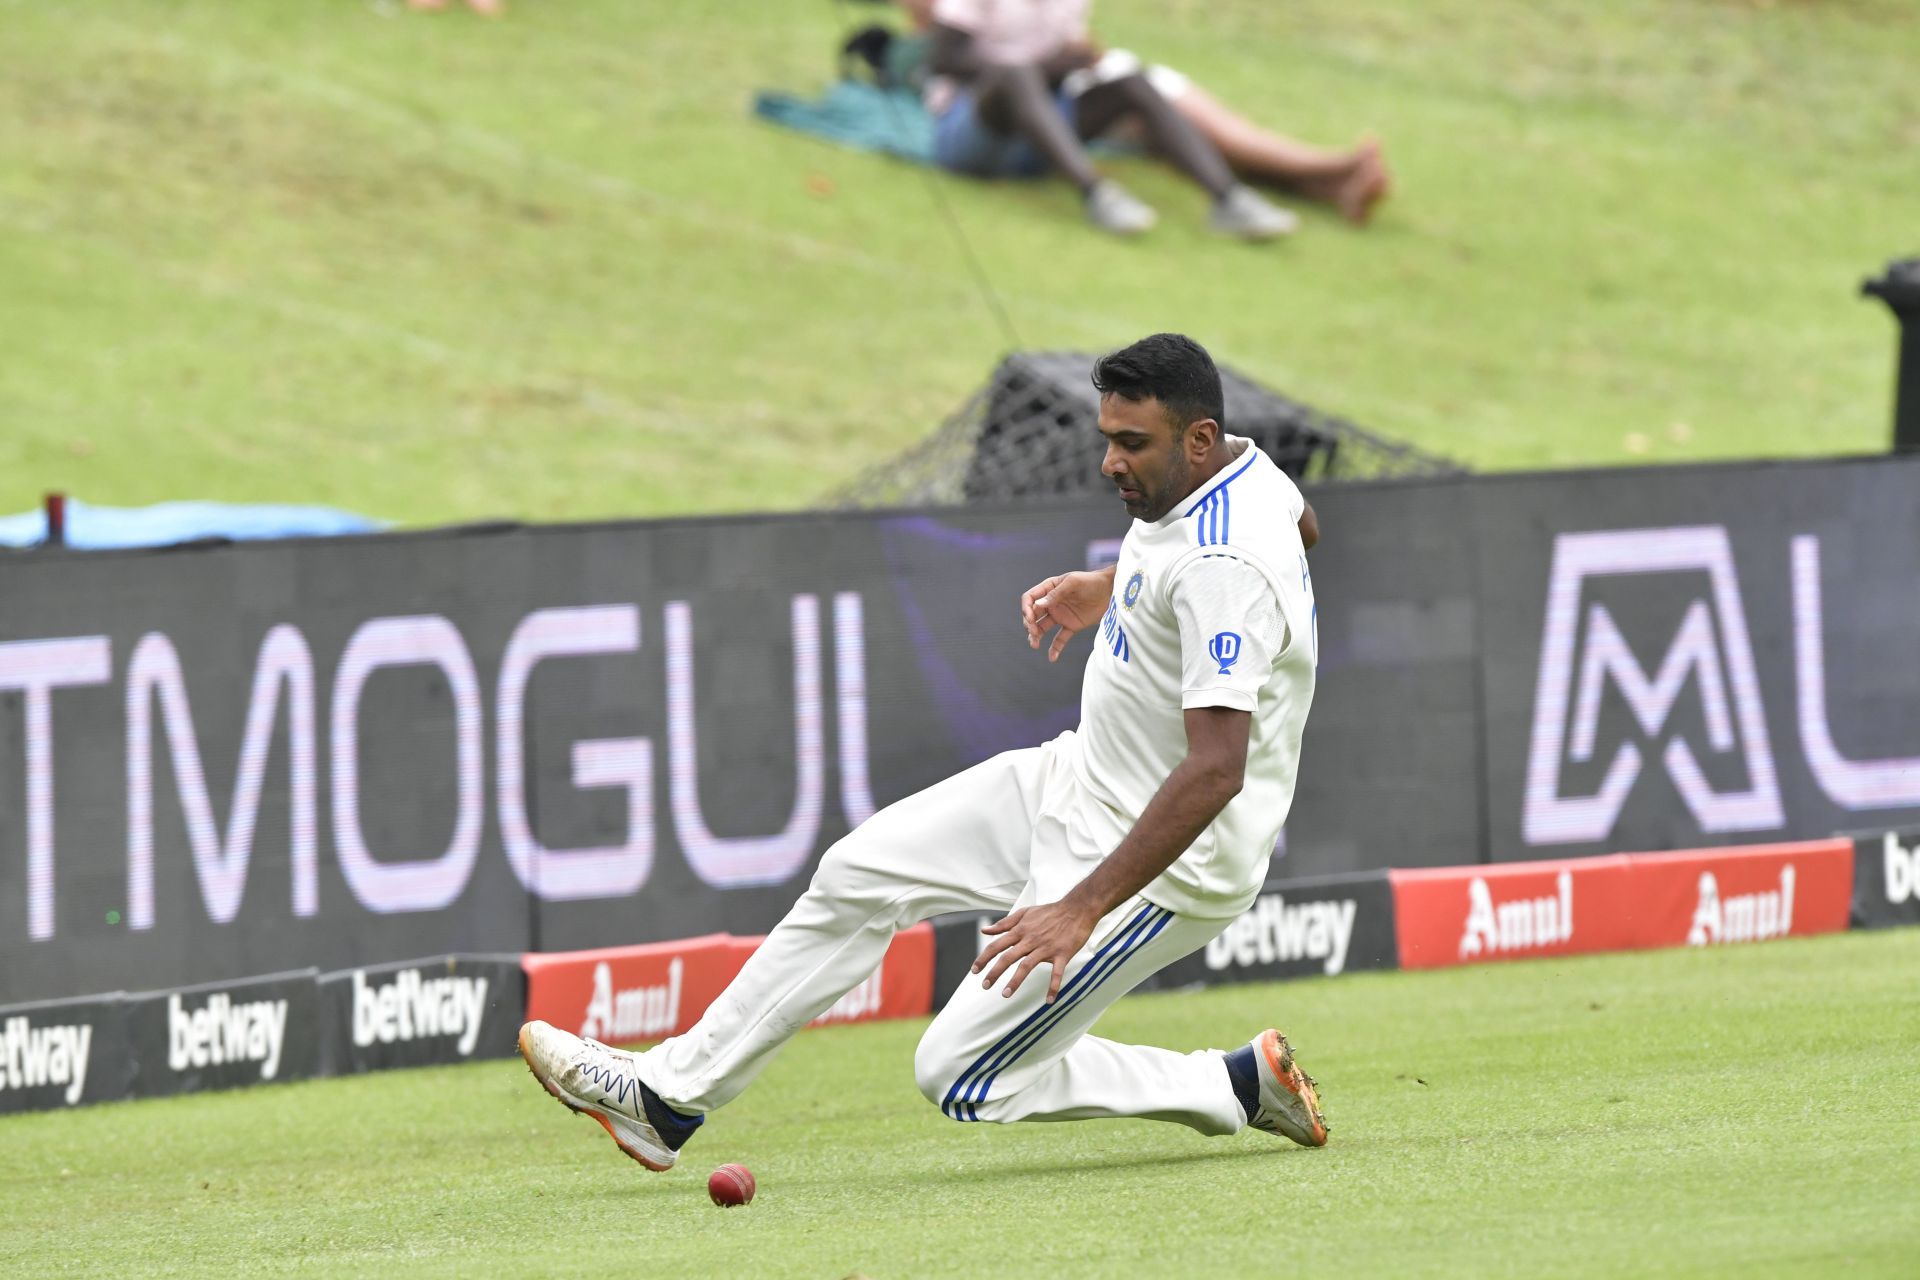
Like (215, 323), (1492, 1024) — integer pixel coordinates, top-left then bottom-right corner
(1458, 871), (1573, 959)
(1523, 527), (1783, 846)
(580, 958), (682, 1043)
(1686, 865), (1795, 945)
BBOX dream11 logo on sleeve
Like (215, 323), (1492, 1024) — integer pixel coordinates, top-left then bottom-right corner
(1523, 525), (1920, 847)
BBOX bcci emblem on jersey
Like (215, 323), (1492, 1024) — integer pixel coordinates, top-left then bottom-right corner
(1123, 571), (1145, 610)
(1209, 631), (1242, 675)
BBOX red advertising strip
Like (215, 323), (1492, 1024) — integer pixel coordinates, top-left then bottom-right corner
(1389, 856), (1634, 970)
(522, 934), (744, 1045)
(1623, 839), (1852, 950)
(521, 925), (935, 1047)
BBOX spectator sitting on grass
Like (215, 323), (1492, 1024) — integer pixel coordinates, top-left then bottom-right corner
(899, 0), (1389, 225)
(1069, 53), (1388, 226)
(920, 0), (1296, 239)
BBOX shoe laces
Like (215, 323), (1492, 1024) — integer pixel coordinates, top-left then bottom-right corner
(572, 1041), (642, 1108)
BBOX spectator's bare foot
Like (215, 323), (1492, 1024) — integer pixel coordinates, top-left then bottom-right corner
(1334, 140), (1391, 226)
(466, 0), (505, 13)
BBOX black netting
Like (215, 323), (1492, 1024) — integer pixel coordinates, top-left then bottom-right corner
(831, 351), (1462, 508)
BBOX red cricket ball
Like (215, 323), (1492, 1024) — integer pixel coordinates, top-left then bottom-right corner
(707, 1163), (756, 1207)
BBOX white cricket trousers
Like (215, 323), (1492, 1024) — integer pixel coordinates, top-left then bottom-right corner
(635, 737), (1248, 1136)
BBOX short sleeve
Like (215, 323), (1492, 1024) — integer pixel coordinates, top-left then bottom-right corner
(1276, 471), (1306, 524)
(1170, 556), (1287, 712)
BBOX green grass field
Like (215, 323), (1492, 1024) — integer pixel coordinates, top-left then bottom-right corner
(6, 10), (1916, 1274)
(2, 0), (1916, 525)
(5, 930), (1916, 1277)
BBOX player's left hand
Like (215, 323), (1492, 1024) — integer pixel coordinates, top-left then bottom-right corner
(973, 900), (1098, 1001)
(1020, 569), (1111, 662)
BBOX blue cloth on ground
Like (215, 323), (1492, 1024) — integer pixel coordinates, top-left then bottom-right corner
(0, 499), (385, 550)
(753, 80), (1135, 170)
(753, 81), (936, 165)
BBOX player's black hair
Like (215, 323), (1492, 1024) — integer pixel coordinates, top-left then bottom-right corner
(1090, 333), (1225, 435)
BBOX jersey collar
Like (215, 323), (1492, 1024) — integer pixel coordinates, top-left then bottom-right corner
(1155, 437), (1264, 529)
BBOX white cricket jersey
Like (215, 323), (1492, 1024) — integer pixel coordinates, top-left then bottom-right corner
(1069, 439), (1318, 918)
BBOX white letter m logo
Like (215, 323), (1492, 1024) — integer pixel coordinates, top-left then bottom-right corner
(1523, 527), (1782, 845)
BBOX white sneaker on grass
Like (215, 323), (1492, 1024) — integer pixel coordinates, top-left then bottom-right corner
(518, 1020), (701, 1171)
(1085, 179), (1158, 236)
(1210, 185), (1299, 241)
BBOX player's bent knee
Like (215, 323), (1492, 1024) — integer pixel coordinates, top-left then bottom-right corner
(912, 1028), (966, 1113)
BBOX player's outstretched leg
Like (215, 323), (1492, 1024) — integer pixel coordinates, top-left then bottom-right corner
(519, 746), (1046, 1170)
(1223, 1028), (1328, 1147)
(518, 1020), (703, 1171)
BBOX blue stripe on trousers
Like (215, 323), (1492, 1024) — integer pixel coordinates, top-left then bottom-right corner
(963, 907), (1172, 1120)
(953, 905), (1173, 1121)
(941, 903), (1156, 1120)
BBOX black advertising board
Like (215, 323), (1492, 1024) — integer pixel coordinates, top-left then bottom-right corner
(0, 992), (130, 1114)
(1289, 480), (1485, 876)
(0, 499), (1474, 1004)
(5, 455), (1920, 1006)
(929, 912), (993, 1009)
(1848, 828), (1920, 929)
(1472, 456), (1920, 862)
(316, 954), (526, 1075)
(0, 530), (542, 1007)
(1149, 871), (1400, 990)
(126, 969), (320, 1099)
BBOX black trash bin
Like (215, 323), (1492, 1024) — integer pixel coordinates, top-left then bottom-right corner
(1863, 258), (1920, 453)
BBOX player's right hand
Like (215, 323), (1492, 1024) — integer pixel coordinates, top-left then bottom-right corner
(1020, 570), (1112, 663)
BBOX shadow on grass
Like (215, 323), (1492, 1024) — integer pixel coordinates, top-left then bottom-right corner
(566, 1138), (1315, 1204)
(914, 1140), (1311, 1188)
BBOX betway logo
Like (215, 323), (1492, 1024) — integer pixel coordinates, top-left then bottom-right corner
(1205, 893), (1357, 976)
(1460, 871), (1573, 959)
(1525, 528), (1920, 847)
(1687, 866), (1795, 946)
(0, 1017), (91, 1105)
(1883, 833), (1918, 905)
(352, 970), (489, 1057)
(581, 958), (681, 1043)
(168, 993), (288, 1080)
(811, 967), (883, 1026)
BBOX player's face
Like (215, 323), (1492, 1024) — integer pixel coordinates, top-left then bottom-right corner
(1098, 394), (1192, 521)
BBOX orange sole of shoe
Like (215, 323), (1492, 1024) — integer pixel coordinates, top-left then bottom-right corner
(1258, 1029), (1329, 1147)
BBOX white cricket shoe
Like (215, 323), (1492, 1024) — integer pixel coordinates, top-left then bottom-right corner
(1245, 1028), (1328, 1147)
(518, 1020), (697, 1170)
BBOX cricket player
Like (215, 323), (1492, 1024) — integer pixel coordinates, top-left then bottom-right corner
(519, 332), (1328, 1167)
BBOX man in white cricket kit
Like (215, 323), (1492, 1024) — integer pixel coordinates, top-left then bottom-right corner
(519, 333), (1328, 1168)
